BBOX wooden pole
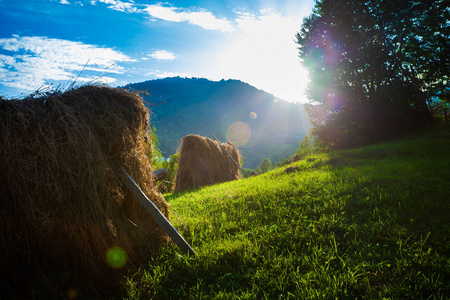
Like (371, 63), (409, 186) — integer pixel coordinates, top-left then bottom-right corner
(121, 169), (195, 257)
(210, 132), (247, 178)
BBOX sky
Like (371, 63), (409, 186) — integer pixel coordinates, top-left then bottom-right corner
(0, 0), (315, 103)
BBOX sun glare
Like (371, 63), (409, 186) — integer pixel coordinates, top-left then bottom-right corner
(208, 9), (310, 103)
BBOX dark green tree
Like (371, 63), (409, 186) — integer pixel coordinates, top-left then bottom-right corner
(243, 168), (254, 177)
(296, 0), (449, 148)
(260, 158), (272, 173)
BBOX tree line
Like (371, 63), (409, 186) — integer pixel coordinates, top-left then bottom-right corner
(296, 0), (449, 148)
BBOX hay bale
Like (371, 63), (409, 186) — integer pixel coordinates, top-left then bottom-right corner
(0, 85), (169, 297)
(173, 134), (241, 192)
(291, 154), (301, 163)
(284, 166), (300, 174)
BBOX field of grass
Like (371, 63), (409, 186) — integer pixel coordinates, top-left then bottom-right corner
(122, 124), (450, 299)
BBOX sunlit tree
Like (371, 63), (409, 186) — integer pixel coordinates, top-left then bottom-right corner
(297, 0), (449, 148)
(260, 158), (272, 173)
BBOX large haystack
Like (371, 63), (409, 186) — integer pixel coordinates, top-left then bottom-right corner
(0, 85), (169, 297)
(173, 134), (241, 192)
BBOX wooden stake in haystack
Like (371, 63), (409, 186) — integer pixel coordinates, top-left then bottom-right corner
(122, 169), (195, 257)
(210, 132), (247, 178)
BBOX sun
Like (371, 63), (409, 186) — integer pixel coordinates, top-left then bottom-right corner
(202, 8), (310, 103)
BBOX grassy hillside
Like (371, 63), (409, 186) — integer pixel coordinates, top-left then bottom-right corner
(122, 124), (450, 299)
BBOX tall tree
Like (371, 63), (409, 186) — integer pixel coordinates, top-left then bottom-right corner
(297, 0), (449, 148)
(260, 158), (272, 173)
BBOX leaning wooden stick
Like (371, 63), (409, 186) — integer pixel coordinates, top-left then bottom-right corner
(121, 168), (195, 257)
(210, 132), (248, 178)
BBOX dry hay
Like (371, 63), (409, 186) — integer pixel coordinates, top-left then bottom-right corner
(291, 154), (301, 163)
(0, 85), (169, 297)
(173, 134), (241, 192)
(284, 166), (300, 174)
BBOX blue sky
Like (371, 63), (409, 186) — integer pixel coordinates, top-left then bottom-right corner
(0, 0), (314, 102)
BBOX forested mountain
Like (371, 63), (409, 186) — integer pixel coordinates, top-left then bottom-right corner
(124, 77), (310, 169)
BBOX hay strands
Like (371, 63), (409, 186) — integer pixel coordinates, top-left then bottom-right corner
(121, 168), (195, 257)
(210, 132), (248, 178)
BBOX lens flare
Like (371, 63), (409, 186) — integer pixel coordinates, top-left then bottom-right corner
(226, 121), (251, 146)
(249, 112), (257, 119)
(106, 246), (127, 269)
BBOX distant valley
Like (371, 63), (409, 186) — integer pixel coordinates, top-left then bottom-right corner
(125, 77), (310, 169)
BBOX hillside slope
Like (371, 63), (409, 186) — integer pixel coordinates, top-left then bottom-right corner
(124, 77), (310, 168)
(124, 123), (450, 299)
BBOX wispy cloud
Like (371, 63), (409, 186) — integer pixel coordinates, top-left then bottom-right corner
(145, 70), (190, 79)
(142, 4), (234, 33)
(64, 1), (234, 32)
(148, 50), (176, 61)
(91, 0), (137, 13)
(0, 35), (135, 91)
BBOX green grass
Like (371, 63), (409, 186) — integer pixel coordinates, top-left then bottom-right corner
(122, 124), (450, 299)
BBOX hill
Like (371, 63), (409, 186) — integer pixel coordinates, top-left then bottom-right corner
(124, 77), (310, 169)
(123, 123), (450, 299)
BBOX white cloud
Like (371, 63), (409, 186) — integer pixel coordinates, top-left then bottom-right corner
(143, 4), (184, 22)
(145, 70), (191, 79)
(0, 54), (15, 67)
(148, 50), (175, 61)
(143, 4), (234, 33)
(91, 0), (137, 13)
(60, 0), (70, 4)
(0, 35), (135, 91)
(154, 71), (189, 79)
(73, 75), (118, 84)
(87, 1), (233, 32)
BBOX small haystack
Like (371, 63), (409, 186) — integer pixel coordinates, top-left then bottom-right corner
(284, 166), (300, 174)
(0, 85), (168, 297)
(291, 154), (301, 163)
(173, 134), (241, 192)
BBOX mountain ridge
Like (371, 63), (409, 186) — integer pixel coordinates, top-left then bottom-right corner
(124, 77), (310, 169)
